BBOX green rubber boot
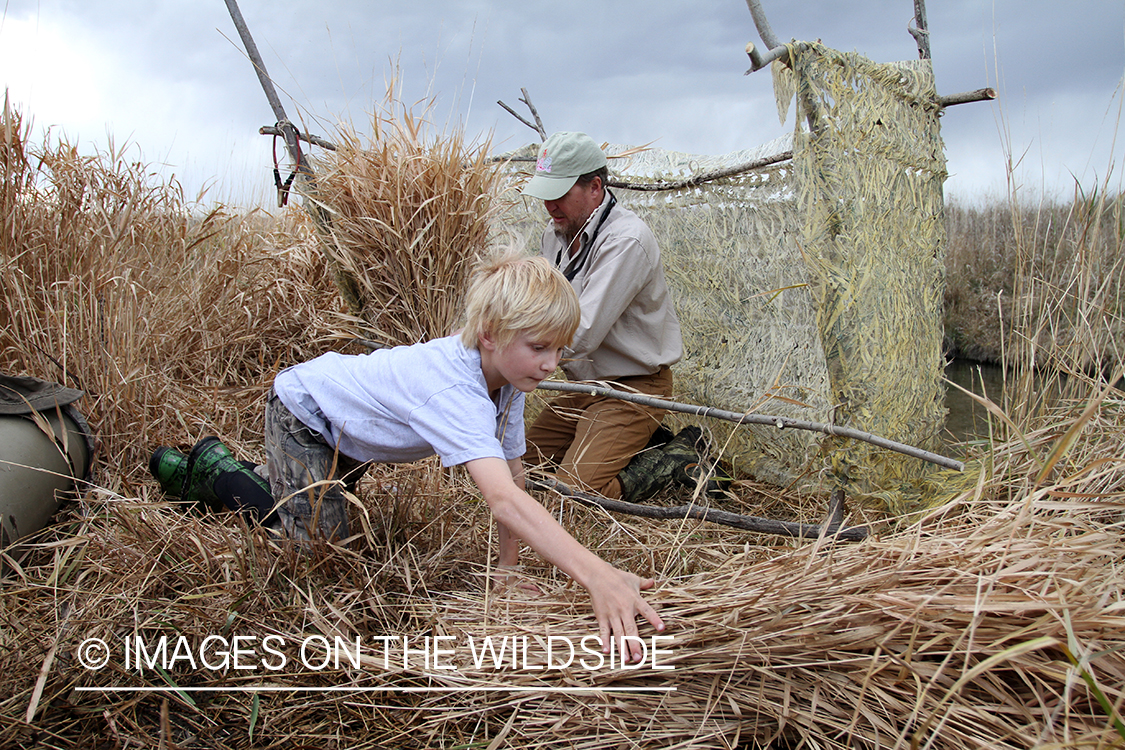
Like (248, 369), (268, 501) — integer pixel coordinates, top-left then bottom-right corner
(675, 458), (735, 497)
(184, 436), (264, 513)
(149, 446), (189, 496)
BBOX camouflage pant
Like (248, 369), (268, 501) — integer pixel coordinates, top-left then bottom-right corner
(264, 390), (368, 542)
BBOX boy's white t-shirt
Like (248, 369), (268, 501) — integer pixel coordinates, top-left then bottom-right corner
(272, 335), (525, 467)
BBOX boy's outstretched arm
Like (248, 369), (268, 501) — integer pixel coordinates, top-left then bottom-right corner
(466, 456), (664, 662)
(495, 458), (527, 568)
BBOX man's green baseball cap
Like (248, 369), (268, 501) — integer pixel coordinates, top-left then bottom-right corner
(521, 132), (608, 201)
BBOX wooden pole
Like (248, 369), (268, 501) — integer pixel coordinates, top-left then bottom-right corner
(742, 0), (790, 73)
(744, 0), (781, 51)
(939, 88), (998, 107)
(494, 150), (794, 190)
(258, 125), (337, 152)
(538, 380), (965, 472)
(608, 150), (793, 192)
(223, 0), (363, 313)
(222, 0), (307, 177)
(528, 476), (869, 541)
(910, 0), (932, 60)
(352, 338), (963, 472)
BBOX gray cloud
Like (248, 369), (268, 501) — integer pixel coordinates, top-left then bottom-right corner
(2, 0), (1121, 204)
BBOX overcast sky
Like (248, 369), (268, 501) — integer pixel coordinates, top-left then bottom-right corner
(2, 0), (1122, 208)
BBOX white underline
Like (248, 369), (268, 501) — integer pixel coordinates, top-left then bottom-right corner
(76, 686), (676, 694)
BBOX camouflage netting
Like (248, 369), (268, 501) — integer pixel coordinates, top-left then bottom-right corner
(783, 42), (948, 501)
(499, 42), (948, 510)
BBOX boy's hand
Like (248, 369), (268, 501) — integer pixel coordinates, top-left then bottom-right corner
(466, 456), (665, 663)
(586, 566), (664, 664)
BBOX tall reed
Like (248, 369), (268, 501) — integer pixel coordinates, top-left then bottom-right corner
(0, 100), (344, 486)
(942, 192), (1123, 369)
(306, 87), (511, 346)
(1005, 183), (1124, 418)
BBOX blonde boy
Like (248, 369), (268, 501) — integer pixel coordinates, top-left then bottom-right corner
(260, 252), (663, 659)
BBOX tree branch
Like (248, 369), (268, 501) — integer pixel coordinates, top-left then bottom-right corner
(351, 338), (964, 473)
(538, 380), (965, 472)
(497, 89), (547, 141)
(520, 88), (547, 141)
(744, 40), (791, 74)
(223, 0), (308, 177)
(744, 0), (781, 51)
(910, 0), (932, 60)
(224, 0), (362, 312)
(938, 88), (998, 107)
(528, 476), (869, 541)
(497, 101), (541, 138)
(607, 150), (793, 192)
(258, 125), (337, 151)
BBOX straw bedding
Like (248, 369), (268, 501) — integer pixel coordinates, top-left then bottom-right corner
(3, 88), (1125, 749)
(3, 429), (1123, 749)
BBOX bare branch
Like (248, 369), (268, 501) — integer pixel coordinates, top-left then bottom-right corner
(528, 475), (869, 541)
(496, 100), (541, 137)
(538, 380), (965, 471)
(497, 90), (547, 141)
(607, 150), (793, 192)
(939, 88), (998, 108)
(492, 148), (792, 191)
(744, 40), (790, 74)
(223, 0), (307, 176)
(826, 488), (847, 527)
(258, 125), (337, 151)
(224, 0), (361, 311)
(352, 336), (963, 473)
(910, 0), (932, 60)
(520, 88), (547, 141)
(744, 0), (781, 51)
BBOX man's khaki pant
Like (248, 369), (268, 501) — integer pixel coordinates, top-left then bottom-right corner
(524, 367), (672, 500)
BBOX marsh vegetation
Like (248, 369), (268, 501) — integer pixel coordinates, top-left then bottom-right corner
(1, 101), (1122, 748)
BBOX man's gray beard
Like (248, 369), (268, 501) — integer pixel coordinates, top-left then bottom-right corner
(563, 227), (580, 249)
(561, 214), (592, 254)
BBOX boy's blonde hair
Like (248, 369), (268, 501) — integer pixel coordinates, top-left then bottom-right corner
(460, 251), (579, 351)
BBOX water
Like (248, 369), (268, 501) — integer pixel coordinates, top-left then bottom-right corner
(942, 358), (1123, 447)
(943, 359), (1007, 445)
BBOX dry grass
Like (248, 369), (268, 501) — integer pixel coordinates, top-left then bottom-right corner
(1, 97), (1123, 749)
(305, 87), (511, 345)
(0, 100), (349, 488)
(943, 190), (1124, 369)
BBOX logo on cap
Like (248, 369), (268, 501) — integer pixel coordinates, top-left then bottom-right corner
(535, 147), (552, 174)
